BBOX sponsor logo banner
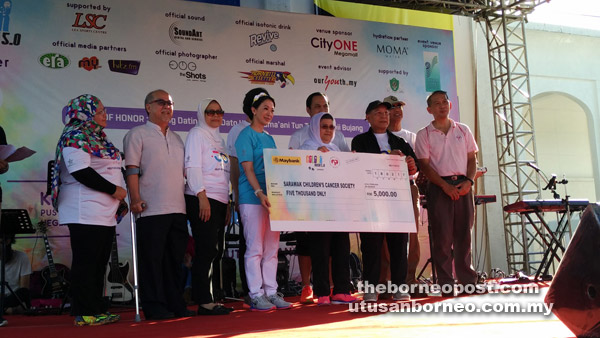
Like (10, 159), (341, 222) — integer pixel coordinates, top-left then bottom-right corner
(169, 21), (203, 45)
(79, 56), (101, 71)
(108, 59), (140, 75)
(239, 70), (294, 87)
(249, 30), (279, 47)
(169, 60), (206, 82)
(39, 53), (70, 69)
(72, 13), (108, 33)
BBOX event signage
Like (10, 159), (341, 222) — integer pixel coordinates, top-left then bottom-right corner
(1, 0), (454, 269)
(264, 149), (416, 233)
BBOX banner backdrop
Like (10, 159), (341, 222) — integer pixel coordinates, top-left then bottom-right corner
(0, 0), (457, 271)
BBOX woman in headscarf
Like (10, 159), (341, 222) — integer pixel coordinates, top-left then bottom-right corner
(299, 112), (340, 152)
(184, 98), (233, 315)
(52, 94), (127, 326)
(300, 112), (356, 306)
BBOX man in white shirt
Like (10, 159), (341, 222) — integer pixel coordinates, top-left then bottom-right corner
(124, 89), (192, 319)
(385, 96), (421, 286)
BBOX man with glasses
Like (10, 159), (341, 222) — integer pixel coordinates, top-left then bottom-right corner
(351, 100), (418, 303)
(123, 89), (193, 320)
(414, 90), (479, 296)
(384, 96), (421, 288)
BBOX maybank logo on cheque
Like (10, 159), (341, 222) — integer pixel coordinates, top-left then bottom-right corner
(272, 156), (301, 165)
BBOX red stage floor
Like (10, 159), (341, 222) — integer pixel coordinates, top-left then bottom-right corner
(0, 286), (576, 338)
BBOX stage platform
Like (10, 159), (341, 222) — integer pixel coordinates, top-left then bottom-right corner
(0, 283), (575, 338)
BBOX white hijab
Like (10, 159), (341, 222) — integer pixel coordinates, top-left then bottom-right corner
(194, 98), (226, 150)
(300, 112), (340, 151)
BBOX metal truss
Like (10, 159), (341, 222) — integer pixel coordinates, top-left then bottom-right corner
(481, 7), (544, 274)
(343, 0), (548, 20)
(342, 0), (550, 273)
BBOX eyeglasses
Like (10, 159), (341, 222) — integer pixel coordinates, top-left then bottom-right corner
(391, 103), (404, 108)
(149, 99), (174, 107)
(205, 110), (225, 116)
(320, 125), (336, 130)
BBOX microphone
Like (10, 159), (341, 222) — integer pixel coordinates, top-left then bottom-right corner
(543, 174), (557, 191)
(527, 162), (540, 172)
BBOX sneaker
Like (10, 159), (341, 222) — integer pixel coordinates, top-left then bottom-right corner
(0, 319), (7, 327)
(331, 293), (358, 304)
(249, 295), (276, 312)
(267, 293), (292, 309)
(317, 296), (331, 306)
(300, 285), (314, 304)
(102, 312), (121, 323)
(378, 292), (392, 300)
(74, 314), (112, 326)
(363, 292), (377, 302)
(393, 291), (411, 302)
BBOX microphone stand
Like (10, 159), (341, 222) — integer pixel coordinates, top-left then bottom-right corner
(526, 162), (560, 199)
(527, 162), (573, 280)
(539, 174), (572, 280)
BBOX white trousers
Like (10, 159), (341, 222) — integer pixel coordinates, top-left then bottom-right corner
(240, 204), (280, 299)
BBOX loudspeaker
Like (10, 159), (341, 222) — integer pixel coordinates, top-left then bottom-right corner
(545, 204), (600, 337)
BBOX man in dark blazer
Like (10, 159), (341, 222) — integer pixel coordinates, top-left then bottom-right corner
(351, 100), (418, 302)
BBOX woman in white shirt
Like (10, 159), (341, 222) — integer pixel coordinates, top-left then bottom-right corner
(51, 94), (127, 326)
(184, 98), (233, 315)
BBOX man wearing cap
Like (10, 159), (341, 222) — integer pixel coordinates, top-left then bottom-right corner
(288, 92), (349, 304)
(384, 96), (421, 286)
(351, 100), (418, 302)
(414, 90), (478, 294)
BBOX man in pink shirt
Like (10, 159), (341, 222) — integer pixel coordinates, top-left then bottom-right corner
(414, 90), (478, 294)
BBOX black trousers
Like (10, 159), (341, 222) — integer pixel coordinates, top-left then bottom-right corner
(360, 232), (408, 287)
(426, 182), (477, 285)
(309, 232), (351, 297)
(136, 213), (188, 316)
(2, 288), (30, 312)
(68, 224), (114, 316)
(185, 195), (227, 304)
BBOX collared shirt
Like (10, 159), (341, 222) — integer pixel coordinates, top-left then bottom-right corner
(123, 121), (186, 217)
(415, 119), (478, 177)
